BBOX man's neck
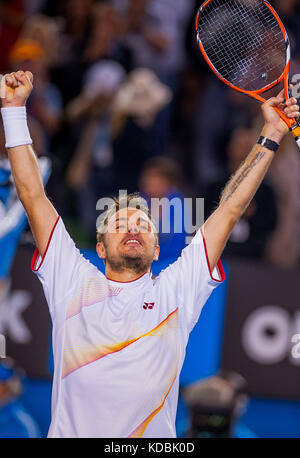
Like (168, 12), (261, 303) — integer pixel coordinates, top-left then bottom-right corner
(105, 267), (150, 283)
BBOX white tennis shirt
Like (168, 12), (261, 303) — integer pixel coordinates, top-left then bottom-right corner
(31, 216), (225, 438)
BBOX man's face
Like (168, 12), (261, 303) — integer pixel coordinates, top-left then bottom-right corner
(96, 208), (159, 274)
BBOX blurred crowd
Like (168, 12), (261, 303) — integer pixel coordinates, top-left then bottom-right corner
(1, 0), (300, 268)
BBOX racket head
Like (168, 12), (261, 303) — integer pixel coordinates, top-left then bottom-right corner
(195, 0), (290, 96)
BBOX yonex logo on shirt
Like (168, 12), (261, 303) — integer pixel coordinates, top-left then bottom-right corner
(143, 302), (155, 310)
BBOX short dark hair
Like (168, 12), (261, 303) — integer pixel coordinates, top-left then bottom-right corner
(96, 192), (159, 244)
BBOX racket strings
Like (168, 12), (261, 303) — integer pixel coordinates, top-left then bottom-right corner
(197, 0), (286, 91)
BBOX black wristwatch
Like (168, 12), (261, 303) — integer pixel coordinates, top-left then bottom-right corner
(257, 136), (280, 152)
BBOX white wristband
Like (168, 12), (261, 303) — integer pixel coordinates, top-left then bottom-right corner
(1, 106), (32, 149)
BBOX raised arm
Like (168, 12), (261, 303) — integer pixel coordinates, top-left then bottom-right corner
(203, 88), (300, 271)
(1, 71), (58, 257)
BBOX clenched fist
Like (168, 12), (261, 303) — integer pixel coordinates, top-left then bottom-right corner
(1, 71), (33, 108)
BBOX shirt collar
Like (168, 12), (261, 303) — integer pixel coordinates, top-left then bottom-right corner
(106, 271), (152, 288)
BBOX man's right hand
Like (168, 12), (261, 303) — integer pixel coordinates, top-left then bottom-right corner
(1, 71), (33, 108)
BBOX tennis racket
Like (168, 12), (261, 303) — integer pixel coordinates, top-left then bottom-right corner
(195, 0), (300, 148)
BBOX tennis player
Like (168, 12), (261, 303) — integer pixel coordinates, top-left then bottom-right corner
(1, 70), (299, 438)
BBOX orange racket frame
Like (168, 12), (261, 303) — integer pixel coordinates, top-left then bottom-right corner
(196, 0), (300, 145)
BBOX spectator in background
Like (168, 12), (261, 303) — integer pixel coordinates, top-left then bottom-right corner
(248, 100), (300, 270)
(19, 14), (61, 69)
(115, 0), (169, 77)
(114, 0), (193, 151)
(65, 61), (126, 240)
(111, 68), (172, 192)
(52, 1), (131, 107)
(59, 0), (93, 64)
(84, 2), (132, 73)
(264, 134), (300, 269)
(0, 359), (41, 438)
(9, 38), (63, 150)
(205, 127), (278, 260)
(114, 0), (193, 87)
(194, 82), (253, 191)
(139, 156), (186, 263)
(0, 0), (26, 73)
(47, 0), (94, 106)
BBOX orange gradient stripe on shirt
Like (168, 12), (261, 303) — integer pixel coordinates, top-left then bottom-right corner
(62, 308), (179, 379)
(128, 374), (177, 438)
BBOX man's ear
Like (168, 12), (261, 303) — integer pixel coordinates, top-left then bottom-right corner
(153, 245), (160, 261)
(96, 241), (106, 260)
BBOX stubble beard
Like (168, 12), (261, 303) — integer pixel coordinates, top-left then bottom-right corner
(105, 247), (154, 275)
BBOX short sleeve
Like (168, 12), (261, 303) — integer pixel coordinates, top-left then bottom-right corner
(31, 216), (98, 316)
(158, 227), (225, 334)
